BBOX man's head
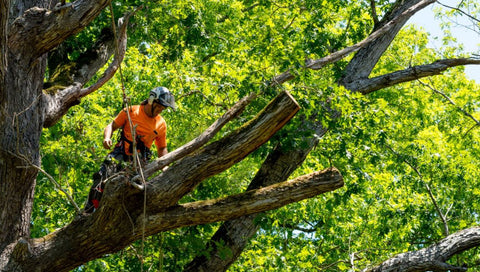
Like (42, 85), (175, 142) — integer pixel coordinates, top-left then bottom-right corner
(148, 87), (176, 111)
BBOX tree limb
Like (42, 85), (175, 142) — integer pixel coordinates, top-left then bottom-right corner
(23, 167), (341, 272)
(8, 0), (110, 57)
(346, 58), (480, 94)
(145, 168), (343, 233)
(145, 91), (300, 209)
(364, 226), (480, 272)
(340, 0), (435, 84)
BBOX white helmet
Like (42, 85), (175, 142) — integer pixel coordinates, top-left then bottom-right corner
(148, 87), (176, 111)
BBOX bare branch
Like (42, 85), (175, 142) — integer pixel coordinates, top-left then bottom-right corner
(8, 150), (81, 214)
(144, 168), (343, 233)
(78, 10), (135, 96)
(364, 226), (480, 272)
(30, 164), (81, 214)
(438, 1), (480, 24)
(146, 91), (300, 208)
(341, 0), (436, 84)
(347, 58), (480, 94)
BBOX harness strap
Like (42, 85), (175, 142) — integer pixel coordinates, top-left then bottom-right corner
(116, 130), (152, 161)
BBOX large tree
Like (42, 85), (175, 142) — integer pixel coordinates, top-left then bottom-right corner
(1, 0), (480, 271)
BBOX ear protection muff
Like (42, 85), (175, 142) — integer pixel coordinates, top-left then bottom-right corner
(148, 94), (155, 105)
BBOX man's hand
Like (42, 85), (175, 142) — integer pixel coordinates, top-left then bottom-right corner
(103, 138), (113, 149)
(103, 121), (121, 149)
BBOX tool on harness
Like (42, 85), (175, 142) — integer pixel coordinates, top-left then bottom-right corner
(116, 130), (152, 162)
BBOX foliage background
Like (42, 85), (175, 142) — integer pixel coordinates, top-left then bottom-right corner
(35, 0), (480, 271)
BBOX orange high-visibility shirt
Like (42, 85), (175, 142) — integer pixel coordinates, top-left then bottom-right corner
(113, 105), (167, 155)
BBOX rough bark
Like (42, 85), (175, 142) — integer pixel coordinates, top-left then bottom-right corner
(8, 0), (111, 58)
(364, 226), (480, 272)
(146, 91), (300, 209)
(0, 4), (47, 266)
(18, 168), (342, 272)
(152, 168), (343, 231)
(133, 92), (259, 184)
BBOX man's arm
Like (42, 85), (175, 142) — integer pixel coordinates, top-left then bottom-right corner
(157, 146), (168, 158)
(103, 121), (121, 149)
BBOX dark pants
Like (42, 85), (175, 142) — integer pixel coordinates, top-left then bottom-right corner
(84, 147), (131, 213)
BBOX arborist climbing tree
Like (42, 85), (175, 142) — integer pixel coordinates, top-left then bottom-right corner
(84, 87), (176, 213)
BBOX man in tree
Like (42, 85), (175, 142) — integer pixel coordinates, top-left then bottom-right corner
(84, 87), (176, 213)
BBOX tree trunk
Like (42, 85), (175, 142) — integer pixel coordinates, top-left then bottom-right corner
(0, 0), (115, 270)
(0, 39), (45, 270)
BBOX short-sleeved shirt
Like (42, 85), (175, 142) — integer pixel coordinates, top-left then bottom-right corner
(113, 105), (167, 155)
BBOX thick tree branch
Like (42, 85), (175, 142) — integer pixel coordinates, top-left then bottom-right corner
(43, 12), (130, 128)
(22, 167), (341, 272)
(364, 226), (480, 272)
(347, 58), (480, 94)
(144, 168), (343, 233)
(8, 0), (110, 57)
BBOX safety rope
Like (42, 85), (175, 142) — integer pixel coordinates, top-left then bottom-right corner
(108, 4), (149, 271)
